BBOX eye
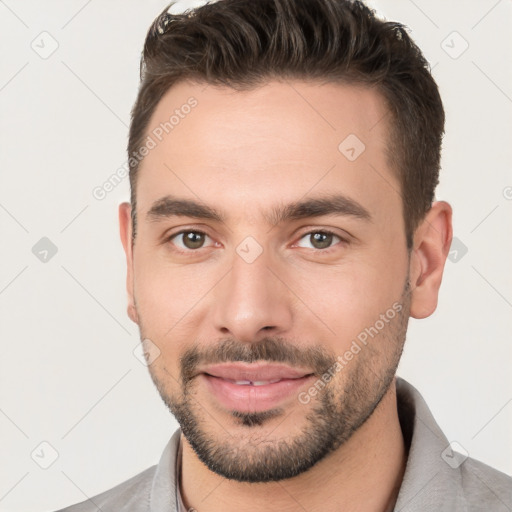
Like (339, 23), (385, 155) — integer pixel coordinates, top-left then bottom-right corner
(168, 230), (214, 250)
(296, 230), (344, 250)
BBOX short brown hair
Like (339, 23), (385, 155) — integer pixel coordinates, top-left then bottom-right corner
(128, 0), (444, 248)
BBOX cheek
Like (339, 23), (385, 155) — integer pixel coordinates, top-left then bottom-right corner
(133, 245), (237, 356)
(292, 257), (406, 350)
(132, 251), (209, 339)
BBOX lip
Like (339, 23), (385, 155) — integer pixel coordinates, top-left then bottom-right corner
(201, 362), (312, 382)
(199, 362), (315, 413)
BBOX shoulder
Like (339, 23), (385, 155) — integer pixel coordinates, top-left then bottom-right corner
(50, 429), (182, 512)
(394, 378), (512, 510)
(460, 456), (512, 510)
(51, 465), (157, 512)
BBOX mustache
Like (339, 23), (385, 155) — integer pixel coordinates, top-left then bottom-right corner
(180, 337), (337, 383)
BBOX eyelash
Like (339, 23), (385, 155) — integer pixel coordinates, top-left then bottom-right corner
(165, 228), (347, 254)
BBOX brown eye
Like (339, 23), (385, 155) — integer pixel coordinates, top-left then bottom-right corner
(183, 232), (205, 249)
(310, 232), (333, 249)
(171, 231), (211, 250)
(296, 231), (341, 250)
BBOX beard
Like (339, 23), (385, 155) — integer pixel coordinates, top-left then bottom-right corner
(140, 279), (411, 483)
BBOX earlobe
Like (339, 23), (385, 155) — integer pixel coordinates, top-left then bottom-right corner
(409, 201), (453, 319)
(119, 202), (139, 325)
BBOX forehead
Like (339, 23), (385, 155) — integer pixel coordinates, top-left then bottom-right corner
(136, 79), (398, 223)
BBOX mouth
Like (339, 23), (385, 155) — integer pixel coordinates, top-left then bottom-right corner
(198, 362), (316, 413)
(211, 378), (285, 386)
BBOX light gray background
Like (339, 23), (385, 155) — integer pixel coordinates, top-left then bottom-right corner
(1, 1), (511, 511)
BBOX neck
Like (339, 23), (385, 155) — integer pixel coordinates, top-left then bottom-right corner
(179, 378), (406, 512)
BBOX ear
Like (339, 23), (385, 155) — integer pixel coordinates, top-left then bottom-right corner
(409, 201), (453, 319)
(119, 202), (139, 324)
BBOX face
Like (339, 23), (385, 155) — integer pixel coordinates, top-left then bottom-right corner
(122, 80), (414, 482)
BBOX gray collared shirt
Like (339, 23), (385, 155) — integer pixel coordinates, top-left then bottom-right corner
(54, 378), (512, 511)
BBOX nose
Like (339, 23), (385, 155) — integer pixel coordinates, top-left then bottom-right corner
(211, 249), (294, 343)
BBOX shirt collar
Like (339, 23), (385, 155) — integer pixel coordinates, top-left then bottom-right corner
(394, 377), (467, 510)
(149, 428), (180, 511)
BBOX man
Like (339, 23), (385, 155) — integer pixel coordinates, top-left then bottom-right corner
(56, 0), (512, 510)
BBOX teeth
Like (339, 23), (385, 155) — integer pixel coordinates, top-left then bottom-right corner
(232, 379), (282, 386)
(253, 379), (281, 385)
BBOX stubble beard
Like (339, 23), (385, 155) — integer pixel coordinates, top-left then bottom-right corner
(141, 280), (411, 482)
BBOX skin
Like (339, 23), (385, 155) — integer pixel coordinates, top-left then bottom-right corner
(119, 80), (452, 512)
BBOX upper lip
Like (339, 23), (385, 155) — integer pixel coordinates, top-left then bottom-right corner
(200, 362), (313, 381)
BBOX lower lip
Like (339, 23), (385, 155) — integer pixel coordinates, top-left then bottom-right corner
(201, 373), (315, 413)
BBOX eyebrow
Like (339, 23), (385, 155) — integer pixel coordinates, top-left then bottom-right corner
(147, 196), (223, 222)
(146, 194), (372, 225)
(268, 194), (372, 225)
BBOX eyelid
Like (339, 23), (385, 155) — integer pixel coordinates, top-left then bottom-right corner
(162, 224), (213, 241)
